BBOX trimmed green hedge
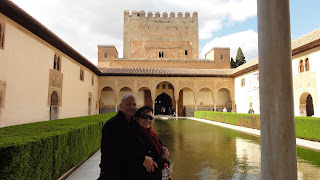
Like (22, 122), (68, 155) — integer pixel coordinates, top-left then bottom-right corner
(295, 116), (320, 141)
(194, 111), (260, 129)
(194, 111), (320, 142)
(0, 112), (116, 180)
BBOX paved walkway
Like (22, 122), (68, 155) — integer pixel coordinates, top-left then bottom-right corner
(66, 150), (101, 180)
(64, 117), (320, 180)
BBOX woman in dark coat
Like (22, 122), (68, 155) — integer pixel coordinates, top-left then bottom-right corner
(128, 106), (171, 180)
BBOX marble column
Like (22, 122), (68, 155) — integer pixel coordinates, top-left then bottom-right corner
(175, 101), (178, 118)
(152, 101), (155, 116)
(257, 0), (297, 179)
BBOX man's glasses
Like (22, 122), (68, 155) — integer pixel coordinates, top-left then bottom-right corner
(140, 114), (154, 121)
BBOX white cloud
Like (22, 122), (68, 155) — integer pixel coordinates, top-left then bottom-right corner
(10, 0), (257, 65)
(201, 29), (258, 62)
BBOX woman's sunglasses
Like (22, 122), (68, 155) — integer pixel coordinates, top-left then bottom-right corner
(140, 114), (154, 121)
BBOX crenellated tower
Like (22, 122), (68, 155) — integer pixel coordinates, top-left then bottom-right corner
(123, 10), (199, 59)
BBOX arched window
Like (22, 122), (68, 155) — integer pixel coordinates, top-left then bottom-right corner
(80, 69), (84, 81)
(162, 84), (166, 89)
(220, 54), (224, 60)
(104, 52), (108, 58)
(305, 58), (309, 72)
(299, 60), (304, 73)
(0, 23), (3, 48)
(53, 55), (57, 70)
(57, 57), (60, 71)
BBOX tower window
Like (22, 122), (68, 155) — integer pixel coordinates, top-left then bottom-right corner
(104, 52), (108, 58)
(220, 54), (224, 60)
(185, 50), (188, 55)
(159, 52), (164, 58)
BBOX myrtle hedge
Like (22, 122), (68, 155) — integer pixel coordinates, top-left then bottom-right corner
(0, 112), (116, 180)
(194, 111), (320, 142)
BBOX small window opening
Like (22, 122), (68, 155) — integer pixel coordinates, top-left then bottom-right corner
(57, 57), (60, 71)
(241, 78), (245, 87)
(0, 23), (4, 49)
(53, 58), (57, 70)
(104, 52), (108, 58)
(185, 50), (188, 56)
(159, 52), (164, 58)
(305, 58), (309, 71)
(80, 69), (84, 81)
(220, 54), (224, 60)
(162, 84), (166, 89)
(299, 60), (304, 73)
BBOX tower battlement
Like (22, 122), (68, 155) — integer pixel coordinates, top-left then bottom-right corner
(124, 10), (198, 19)
(123, 10), (199, 59)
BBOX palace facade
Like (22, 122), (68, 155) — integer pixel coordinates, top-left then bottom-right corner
(0, 1), (319, 127)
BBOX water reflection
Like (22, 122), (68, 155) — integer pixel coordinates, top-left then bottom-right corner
(152, 119), (320, 180)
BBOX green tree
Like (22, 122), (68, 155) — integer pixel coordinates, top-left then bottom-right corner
(230, 57), (237, 68)
(235, 47), (246, 67)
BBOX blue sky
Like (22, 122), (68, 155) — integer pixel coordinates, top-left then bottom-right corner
(9, 0), (320, 64)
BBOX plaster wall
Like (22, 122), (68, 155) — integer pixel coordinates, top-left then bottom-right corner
(59, 55), (99, 118)
(292, 46), (320, 117)
(0, 13), (98, 127)
(234, 70), (259, 114)
(0, 15), (51, 127)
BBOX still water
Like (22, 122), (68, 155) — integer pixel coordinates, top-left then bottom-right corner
(152, 119), (320, 180)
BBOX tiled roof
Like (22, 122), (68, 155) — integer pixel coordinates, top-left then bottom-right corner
(231, 58), (259, 76)
(292, 28), (320, 49)
(99, 67), (234, 77)
(291, 28), (320, 55)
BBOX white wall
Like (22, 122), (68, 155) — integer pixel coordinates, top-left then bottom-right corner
(0, 14), (99, 127)
(234, 70), (259, 114)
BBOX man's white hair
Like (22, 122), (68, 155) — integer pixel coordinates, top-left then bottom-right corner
(120, 94), (137, 104)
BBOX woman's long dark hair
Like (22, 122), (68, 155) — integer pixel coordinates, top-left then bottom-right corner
(133, 106), (153, 122)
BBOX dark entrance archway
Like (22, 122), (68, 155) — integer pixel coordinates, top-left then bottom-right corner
(306, 94), (314, 116)
(155, 93), (173, 115)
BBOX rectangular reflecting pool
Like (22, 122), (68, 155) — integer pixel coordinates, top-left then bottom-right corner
(152, 119), (320, 180)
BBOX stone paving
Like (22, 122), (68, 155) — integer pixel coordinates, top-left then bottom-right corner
(65, 117), (320, 180)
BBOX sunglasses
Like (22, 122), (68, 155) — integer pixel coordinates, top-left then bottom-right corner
(140, 114), (154, 121)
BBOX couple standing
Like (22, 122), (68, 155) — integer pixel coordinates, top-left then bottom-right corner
(99, 94), (171, 180)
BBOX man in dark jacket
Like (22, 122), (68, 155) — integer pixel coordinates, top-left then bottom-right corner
(99, 94), (157, 179)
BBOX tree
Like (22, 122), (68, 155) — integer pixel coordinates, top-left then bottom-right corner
(235, 47), (246, 67)
(230, 57), (237, 68)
